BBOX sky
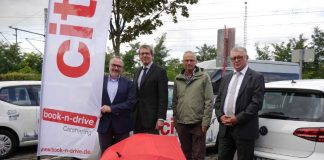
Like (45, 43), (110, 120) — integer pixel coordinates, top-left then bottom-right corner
(1, 0), (324, 60)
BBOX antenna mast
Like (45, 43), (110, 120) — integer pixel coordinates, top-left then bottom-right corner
(244, 1), (247, 48)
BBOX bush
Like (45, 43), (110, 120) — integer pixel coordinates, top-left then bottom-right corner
(0, 72), (41, 81)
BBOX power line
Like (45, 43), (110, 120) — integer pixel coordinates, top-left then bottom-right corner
(181, 7), (324, 16)
(159, 20), (324, 32)
(25, 38), (42, 54)
(162, 9), (324, 22)
(0, 32), (11, 44)
(0, 16), (43, 19)
(10, 9), (44, 27)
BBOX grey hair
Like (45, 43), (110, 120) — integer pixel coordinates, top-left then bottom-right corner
(231, 46), (247, 54)
(183, 50), (197, 60)
(231, 46), (248, 59)
(109, 56), (124, 66)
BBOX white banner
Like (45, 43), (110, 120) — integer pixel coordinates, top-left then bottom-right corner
(37, 0), (112, 158)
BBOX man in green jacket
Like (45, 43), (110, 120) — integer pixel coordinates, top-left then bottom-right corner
(172, 51), (214, 160)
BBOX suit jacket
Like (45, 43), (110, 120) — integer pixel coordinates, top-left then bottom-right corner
(215, 68), (265, 140)
(133, 63), (168, 129)
(97, 76), (136, 134)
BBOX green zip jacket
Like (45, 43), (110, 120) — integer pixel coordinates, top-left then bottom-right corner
(172, 67), (213, 127)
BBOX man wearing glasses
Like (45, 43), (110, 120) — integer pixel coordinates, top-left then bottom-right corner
(133, 44), (168, 134)
(97, 57), (136, 154)
(215, 47), (265, 160)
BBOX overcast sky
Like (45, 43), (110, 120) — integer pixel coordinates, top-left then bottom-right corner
(1, 0), (324, 60)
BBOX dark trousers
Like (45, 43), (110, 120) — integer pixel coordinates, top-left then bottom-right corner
(175, 123), (206, 160)
(218, 127), (255, 160)
(98, 127), (129, 155)
(134, 114), (159, 134)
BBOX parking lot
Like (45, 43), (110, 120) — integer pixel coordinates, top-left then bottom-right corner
(6, 145), (218, 160)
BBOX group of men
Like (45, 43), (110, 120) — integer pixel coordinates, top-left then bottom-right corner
(97, 44), (265, 160)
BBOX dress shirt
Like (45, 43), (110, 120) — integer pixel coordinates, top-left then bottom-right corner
(137, 61), (153, 88)
(223, 65), (248, 115)
(107, 75), (119, 103)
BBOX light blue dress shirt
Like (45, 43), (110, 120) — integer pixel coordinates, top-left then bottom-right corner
(107, 75), (119, 103)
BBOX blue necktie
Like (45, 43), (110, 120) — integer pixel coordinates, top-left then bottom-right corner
(140, 67), (148, 87)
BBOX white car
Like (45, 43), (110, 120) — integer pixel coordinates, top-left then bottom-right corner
(0, 81), (218, 159)
(254, 79), (324, 160)
(0, 81), (41, 159)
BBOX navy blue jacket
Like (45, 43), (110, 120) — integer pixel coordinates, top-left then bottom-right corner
(97, 76), (136, 134)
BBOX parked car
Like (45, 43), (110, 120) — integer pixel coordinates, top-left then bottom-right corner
(254, 79), (324, 160)
(0, 81), (41, 159)
(0, 81), (218, 159)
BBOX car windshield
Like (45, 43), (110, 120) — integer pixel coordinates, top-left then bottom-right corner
(259, 90), (324, 122)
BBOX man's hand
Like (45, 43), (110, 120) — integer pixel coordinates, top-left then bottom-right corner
(155, 120), (164, 130)
(220, 115), (237, 126)
(202, 126), (208, 133)
(101, 105), (112, 113)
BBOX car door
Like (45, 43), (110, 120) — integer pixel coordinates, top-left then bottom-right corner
(255, 89), (324, 158)
(0, 85), (40, 143)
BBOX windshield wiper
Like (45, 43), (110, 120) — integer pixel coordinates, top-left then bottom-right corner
(259, 112), (300, 120)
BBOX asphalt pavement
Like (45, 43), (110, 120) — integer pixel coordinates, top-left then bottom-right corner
(6, 145), (218, 160)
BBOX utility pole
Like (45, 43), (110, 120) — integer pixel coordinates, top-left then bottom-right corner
(244, 1), (247, 48)
(8, 26), (45, 55)
(14, 28), (18, 45)
(44, 8), (48, 35)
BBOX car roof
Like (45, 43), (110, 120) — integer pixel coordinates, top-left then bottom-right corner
(266, 79), (324, 92)
(0, 81), (41, 88)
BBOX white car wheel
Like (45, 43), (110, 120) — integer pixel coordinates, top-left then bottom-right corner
(0, 130), (17, 159)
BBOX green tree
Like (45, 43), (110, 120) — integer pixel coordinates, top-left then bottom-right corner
(195, 44), (217, 62)
(290, 34), (308, 49)
(104, 50), (115, 74)
(166, 58), (182, 81)
(19, 52), (43, 74)
(309, 27), (324, 78)
(255, 43), (273, 60)
(153, 33), (169, 68)
(272, 42), (292, 62)
(122, 42), (140, 79)
(109, 0), (198, 56)
(0, 43), (23, 74)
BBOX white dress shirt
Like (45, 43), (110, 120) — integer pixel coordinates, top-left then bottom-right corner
(223, 65), (248, 115)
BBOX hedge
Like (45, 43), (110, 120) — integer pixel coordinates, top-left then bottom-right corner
(0, 72), (41, 81)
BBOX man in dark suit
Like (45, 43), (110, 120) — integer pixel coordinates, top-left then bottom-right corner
(97, 57), (136, 154)
(133, 44), (168, 134)
(214, 46), (265, 160)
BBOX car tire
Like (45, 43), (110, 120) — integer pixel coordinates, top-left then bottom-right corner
(0, 130), (18, 159)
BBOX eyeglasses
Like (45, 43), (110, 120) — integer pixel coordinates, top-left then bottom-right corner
(140, 52), (151, 56)
(111, 64), (123, 68)
(183, 59), (196, 63)
(230, 56), (244, 61)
